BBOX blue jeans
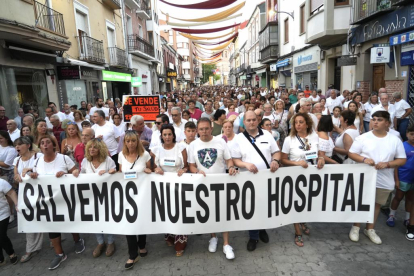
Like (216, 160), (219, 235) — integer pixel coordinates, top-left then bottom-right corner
(363, 121), (370, 133)
(397, 118), (409, 141)
(96, 234), (114, 245)
(249, 230), (259, 240)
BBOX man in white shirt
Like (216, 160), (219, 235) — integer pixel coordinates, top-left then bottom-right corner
(339, 90), (349, 105)
(89, 98), (109, 120)
(45, 107), (54, 130)
(326, 90), (343, 114)
(171, 107), (187, 132)
(48, 102), (65, 122)
(298, 98), (319, 129)
(91, 110), (121, 169)
(164, 101), (174, 123)
(61, 103), (74, 121)
(187, 117), (237, 260)
(370, 93), (397, 130)
(149, 114), (183, 149)
(6, 120), (20, 142)
(231, 111), (281, 252)
(393, 92), (412, 141)
(201, 100), (215, 120)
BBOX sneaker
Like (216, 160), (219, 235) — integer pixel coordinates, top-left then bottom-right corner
(406, 225), (414, 241)
(386, 215), (395, 227)
(208, 237), (218, 253)
(223, 245), (235, 260)
(74, 238), (85, 254)
(403, 219), (409, 227)
(247, 239), (258, 251)
(364, 229), (382, 245)
(48, 254), (67, 270)
(349, 226), (360, 242)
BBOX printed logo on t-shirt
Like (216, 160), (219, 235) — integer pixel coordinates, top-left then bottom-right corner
(197, 148), (218, 169)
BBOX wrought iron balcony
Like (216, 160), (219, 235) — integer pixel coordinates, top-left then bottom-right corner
(34, 1), (66, 36)
(76, 35), (105, 64)
(352, 0), (397, 25)
(137, 0), (151, 19)
(102, 0), (121, 10)
(128, 34), (154, 58)
(108, 47), (128, 68)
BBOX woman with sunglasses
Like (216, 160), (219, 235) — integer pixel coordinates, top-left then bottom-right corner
(72, 139), (116, 258)
(61, 122), (81, 166)
(33, 119), (60, 153)
(118, 131), (151, 269)
(151, 125), (189, 257)
(13, 136), (43, 263)
(29, 135), (84, 270)
(363, 92), (379, 132)
(281, 113), (324, 247)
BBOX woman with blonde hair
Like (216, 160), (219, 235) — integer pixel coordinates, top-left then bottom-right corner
(118, 130), (151, 269)
(33, 119), (60, 152)
(72, 139), (116, 258)
(61, 122), (81, 166)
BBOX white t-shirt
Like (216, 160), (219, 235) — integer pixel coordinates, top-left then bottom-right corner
(173, 119), (188, 133)
(8, 129), (20, 142)
(0, 179), (12, 221)
(263, 113), (277, 125)
(80, 156), (116, 174)
(45, 116), (53, 129)
(310, 95), (320, 102)
(309, 113), (319, 130)
(90, 107), (109, 118)
(55, 112), (66, 122)
(149, 127), (184, 149)
(370, 104), (396, 129)
(231, 129), (279, 171)
(332, 116), (340, 128)
(349, 131), (406, 190)
(152, 143), (186, 172)
(34, 153), (76, 175)
(334, 129), (360, 160)
(187, 136), (231, 174)
(92, 122), (121, 156)
(394, 99), (411, 118)
(364, 102), (379, 122)
(118, 150), (151, 172)
(282, 132), (319, 162)
(326, 97), (343, 113)
(0, 146), (17, 171)
(61, 112), (74, 121)
(13, 152), (43, 175)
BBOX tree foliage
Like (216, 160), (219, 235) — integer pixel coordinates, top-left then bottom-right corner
(202, 64), (216, 84)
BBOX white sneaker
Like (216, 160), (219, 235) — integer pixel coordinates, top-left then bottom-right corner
(208, 237), (218, 253)
(349, 226), (360, 242)
(364, 229), (382, 245)
(223, 245), (235, 260)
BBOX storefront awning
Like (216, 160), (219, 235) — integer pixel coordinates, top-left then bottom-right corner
(276, 58), (290, 68)
(255, 68), (266, 75)
(390, 30), (414, 46)
(67, 58), (105, 70)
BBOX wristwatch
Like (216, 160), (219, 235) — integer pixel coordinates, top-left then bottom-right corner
(272, 159), (280, 165)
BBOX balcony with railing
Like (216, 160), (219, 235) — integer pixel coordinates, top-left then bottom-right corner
(108, 47), (128, 68)
(76, 35), (105, 64)
(128, 35), (154, 59)
(194, 68), (200, 75)
(352, 0), (398, 25)
(34, 1), (66, 37)
(102, 0), (121, 10)
(259, 21), (278, 63)
(137, 0), (151, 20)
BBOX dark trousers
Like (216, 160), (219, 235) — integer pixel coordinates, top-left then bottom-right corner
(111, 153), (119, 171)
(249, 230), (260, 240)
(0, 216), (14, 262)
(125, 235), (146, 259)
(397, 118), (409, 141)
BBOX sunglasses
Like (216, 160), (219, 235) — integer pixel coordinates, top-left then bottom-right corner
(67, 122), (77, 125)
(92, 138), (102, 142)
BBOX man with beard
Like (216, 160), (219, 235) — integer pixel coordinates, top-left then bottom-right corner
(89, 98), (109, 120)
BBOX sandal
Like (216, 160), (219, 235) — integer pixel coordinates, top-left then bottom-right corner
(20, 251), (39, 263)
(176, 250), (184, 257)
(139, 249), (148, 257)
(295, 234), (304, 247)
(165, 236), (174, 247)
(300, 223), (310, 235)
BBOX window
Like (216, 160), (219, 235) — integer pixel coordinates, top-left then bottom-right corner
(284, 18), (289, 43)
(169, 30), (173, 44)
(310, 0), (324, 15)
(300, 4), (305, 34)
(74, 1), (90, 37)
(126, 15), (132, 36)
(106, 21), (116, 47)
(334, 0), (349, 6)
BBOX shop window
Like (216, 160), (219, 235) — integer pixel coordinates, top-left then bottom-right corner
(334, 0), (349, 6)
(300, 4), (305, 34)
(284, 18), (289, 44)
(0, 66), (49, 119)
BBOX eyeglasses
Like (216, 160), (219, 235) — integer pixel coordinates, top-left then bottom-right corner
(171, 114), (180, 117)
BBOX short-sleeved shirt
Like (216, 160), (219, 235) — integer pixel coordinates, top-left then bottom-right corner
(152, 143), (186, 172)
(89, 107), (109, 118)
(34, 153), (76, 175)
(149, 128), (184, 149)
(394, 99), (411, 118)
(0, 145), (17, 170)
(92, 122), (121, 156)
(80, 156), (116, 174)
(231, 128), (279, 171)
(187, 136), (231, 174)
(0, 179), (12, 220)
(118, 150), (151, 172)
(398, 141), (414, 183)
(370, 104), (396, 129)
(13, 152), (43, 175)
(349, 131), (406, 190)
(282, 132), (319, 162)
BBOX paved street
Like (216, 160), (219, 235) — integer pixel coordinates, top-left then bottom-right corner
(2, 207), (413, 276)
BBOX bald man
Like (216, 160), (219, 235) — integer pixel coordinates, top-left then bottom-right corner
(7, 120), (20, 142)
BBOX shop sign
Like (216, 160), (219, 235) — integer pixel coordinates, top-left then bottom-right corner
(131, 77), (142, 87)
(297, 54), (313, 66)
(57, 66), (80, 80)
(270, 64), (277, 71)
(370, 46), (391, 63)
(169, 62), (174, 70)
(401, 51), (414, 66)
(337, 56), (357, 67)
(255, 75), (259, 81)
(167, 71), (177, 77)
(122, 95), (160, 122)
(246, 74), (252, 79)
(82, 70), (94, 78)
(402, 42), (414, 53)
(102, 70), (132, 82)
(390, 31), (414, 46)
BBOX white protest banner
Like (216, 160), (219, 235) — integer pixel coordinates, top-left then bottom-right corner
(18, 164), (377, 235)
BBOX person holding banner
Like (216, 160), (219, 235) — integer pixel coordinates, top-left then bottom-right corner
(333, 110), (359, 164)
(281, 113), (324, 247)
(29, 136), (85, 270)
(118, 130), (152, 269)
(72, 139), (117, 258)
(231, 111), (281, 252)
(187, 117), (237, 260)
(151, 124), (189, 257)
(13, 136), (43, 263)
(348, 111), (406, 245)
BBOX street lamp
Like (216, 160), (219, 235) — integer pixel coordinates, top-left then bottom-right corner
(269, 9), (294, 20)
